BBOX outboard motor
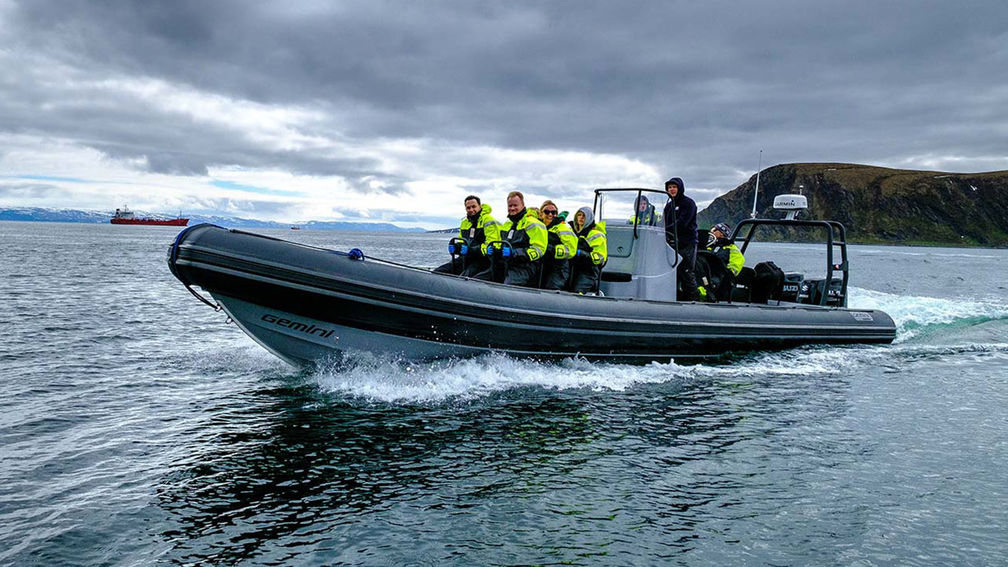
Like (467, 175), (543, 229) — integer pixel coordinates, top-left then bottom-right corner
(798, 278), (845, 306)
(779, 273), (804, 303)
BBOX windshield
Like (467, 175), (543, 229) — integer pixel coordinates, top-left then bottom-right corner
(595, 188), (666, 228)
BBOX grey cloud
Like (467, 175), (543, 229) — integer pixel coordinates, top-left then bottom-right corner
(0, 67), (384, 183)
(0, 182), (63, 200)
(143, 153), (209, 177)
(3, 0), (1007, 199)
(192, 196), (298, 218)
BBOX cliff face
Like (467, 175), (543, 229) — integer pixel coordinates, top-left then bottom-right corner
(697, 163), (1008, 246)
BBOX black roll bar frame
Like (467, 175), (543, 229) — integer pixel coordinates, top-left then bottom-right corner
(732, 218), (849, 307)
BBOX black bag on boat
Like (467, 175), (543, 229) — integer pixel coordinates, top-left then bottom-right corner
(751, 261), (785, 303)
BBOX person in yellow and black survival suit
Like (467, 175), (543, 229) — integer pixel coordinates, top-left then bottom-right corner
(663, 177), (699, 301)
(538, 200), (579, 290)
(569, 206), (608, 294)
(474, 191), (548, 287)
(697, 222), (745, 302)
(627, 194), (660, 226)
(434, 195), (500, 277)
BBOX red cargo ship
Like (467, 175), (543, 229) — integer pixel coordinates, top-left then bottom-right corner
(110, 206), (188, 226)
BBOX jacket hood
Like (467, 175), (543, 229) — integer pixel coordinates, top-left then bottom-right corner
(577, 206), (595, 228)
(480, 203), (492, 215)
(665, 177), (685, 199)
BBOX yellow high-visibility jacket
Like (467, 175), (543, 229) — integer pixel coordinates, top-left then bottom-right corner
(498, 208), (548, 261)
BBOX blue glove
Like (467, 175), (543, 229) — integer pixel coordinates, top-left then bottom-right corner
(500, 247), (511, 258)
(448, 243), (458, 255)
(460, 244), (469, 255)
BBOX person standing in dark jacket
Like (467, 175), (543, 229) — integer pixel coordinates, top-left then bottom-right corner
(663, 177), (699, 300)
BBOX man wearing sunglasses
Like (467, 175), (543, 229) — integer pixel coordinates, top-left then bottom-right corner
(538, 200), (579, 290)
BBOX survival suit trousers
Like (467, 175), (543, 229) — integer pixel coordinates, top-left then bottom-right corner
(434, 254), (490, 277)
(540, 258), (571, 290)
(677, 243), (699, 301)
(570, 257), (601, 294)
(474, 256), (540, 287)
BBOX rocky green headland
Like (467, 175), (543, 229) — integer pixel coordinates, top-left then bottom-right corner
(698, 163), (1008, 247)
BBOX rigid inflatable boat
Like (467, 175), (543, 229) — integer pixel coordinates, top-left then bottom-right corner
(167, 189), (896, 366)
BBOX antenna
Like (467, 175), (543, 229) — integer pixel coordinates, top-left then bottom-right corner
(750, 149), (762, 218)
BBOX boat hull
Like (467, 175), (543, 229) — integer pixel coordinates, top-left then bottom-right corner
(168, 224), (897, 365)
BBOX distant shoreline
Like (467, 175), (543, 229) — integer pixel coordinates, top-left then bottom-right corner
(3, 215), (1003, 248)
(0, 217), (427, 233)
(0, 211), (427, 233)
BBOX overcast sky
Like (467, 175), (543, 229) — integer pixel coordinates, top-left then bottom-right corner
(1, 1), (1005, 227)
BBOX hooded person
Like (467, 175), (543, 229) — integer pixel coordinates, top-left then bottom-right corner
(628, 194), (660, 226)
(434, 195), (500, 277)
(569, 206), (608, 294)
(538, 200), (578, 290)
(663, 177), (699, 301)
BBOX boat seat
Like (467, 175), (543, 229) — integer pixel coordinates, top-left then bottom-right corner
(696, 251), (735, 303)
(731, 266), (755, 303)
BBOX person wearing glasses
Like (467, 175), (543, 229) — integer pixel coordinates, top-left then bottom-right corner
(569, 206), (608, 294)
(434, 195), (500, 277)
(476, 191), (548, 287)
(538, 200), (579, 290)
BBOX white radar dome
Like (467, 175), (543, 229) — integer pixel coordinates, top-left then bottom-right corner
(772, 194), (808, 220)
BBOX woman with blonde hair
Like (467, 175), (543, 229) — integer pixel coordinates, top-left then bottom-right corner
(537, 200), (578, 289)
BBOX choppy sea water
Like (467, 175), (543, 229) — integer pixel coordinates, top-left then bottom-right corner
(1, 220), (1006, 566)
